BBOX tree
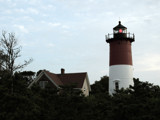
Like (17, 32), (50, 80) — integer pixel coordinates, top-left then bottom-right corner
(0, 72), (41, 120)
(0, 31), (32, 75)
(91, 75), (109, 94)
(20, 71), (35, 85)
(0, 31), (33, 94)
(0, 49), (7, 71)
(36, 70), (42, 76)
(0, 50), (3, 70)
(59, 84), (83, 96)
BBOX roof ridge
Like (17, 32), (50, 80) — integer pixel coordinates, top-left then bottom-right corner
(56, 72), (87, 75)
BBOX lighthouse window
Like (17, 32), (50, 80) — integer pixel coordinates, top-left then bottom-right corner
(115, 82), (119, 90)
(123, 29), (127, 33)
(114, 30), (118, 33)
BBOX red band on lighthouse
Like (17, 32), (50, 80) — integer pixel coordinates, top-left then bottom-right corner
(109, 40), (133, 66)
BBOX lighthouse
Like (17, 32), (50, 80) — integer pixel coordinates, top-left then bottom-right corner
(106, 21), (135, 94)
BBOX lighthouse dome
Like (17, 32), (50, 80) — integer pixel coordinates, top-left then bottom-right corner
(113, 21), (127, 30)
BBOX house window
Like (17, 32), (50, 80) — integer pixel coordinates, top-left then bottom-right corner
(39, 81), (48, 88)
(84, 88), (86, 92)
(115, 82), (119, 90)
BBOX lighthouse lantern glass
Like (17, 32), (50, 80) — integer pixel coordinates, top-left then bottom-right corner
(119, 29), (122, 33)
(114, 29), (127, 34)
(114, 30), (118, 34)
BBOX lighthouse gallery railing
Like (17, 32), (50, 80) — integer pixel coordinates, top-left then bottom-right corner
(105, 33), (135, 41)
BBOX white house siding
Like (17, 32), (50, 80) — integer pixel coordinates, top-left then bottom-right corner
(82, 78), (89, 96)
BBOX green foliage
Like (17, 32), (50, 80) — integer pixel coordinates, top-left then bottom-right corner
(59, 84), (83, 96)
(36, 70), (42, 76)
(91, 75), (109, 94)
(20, 71), (35, 85)
(1, 71), (160, 120)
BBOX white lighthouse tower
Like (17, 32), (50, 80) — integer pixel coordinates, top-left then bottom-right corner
(106, 21), (135, 94)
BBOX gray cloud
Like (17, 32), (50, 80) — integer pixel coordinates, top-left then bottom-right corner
(0, 0), (160, 84)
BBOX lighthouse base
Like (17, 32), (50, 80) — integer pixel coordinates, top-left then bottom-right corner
(109, 65), (133, 94)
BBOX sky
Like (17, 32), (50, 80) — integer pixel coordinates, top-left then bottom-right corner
(0, 0), (160, 84)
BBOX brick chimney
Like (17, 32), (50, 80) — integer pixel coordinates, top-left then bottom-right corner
(61, 68), (65, 74)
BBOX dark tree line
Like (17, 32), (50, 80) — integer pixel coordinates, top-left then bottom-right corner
(1, 31), (160, 120)
(1, 72), (160, 120)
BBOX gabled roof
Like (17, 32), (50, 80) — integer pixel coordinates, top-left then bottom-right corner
(28, 70), (62, 88)
(29, 70), (90, 90)
(56, 72), (87, 88)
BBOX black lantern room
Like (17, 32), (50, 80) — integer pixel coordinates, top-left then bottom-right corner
(113, 21), (127, 38)
(106, 21), (135, 43)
